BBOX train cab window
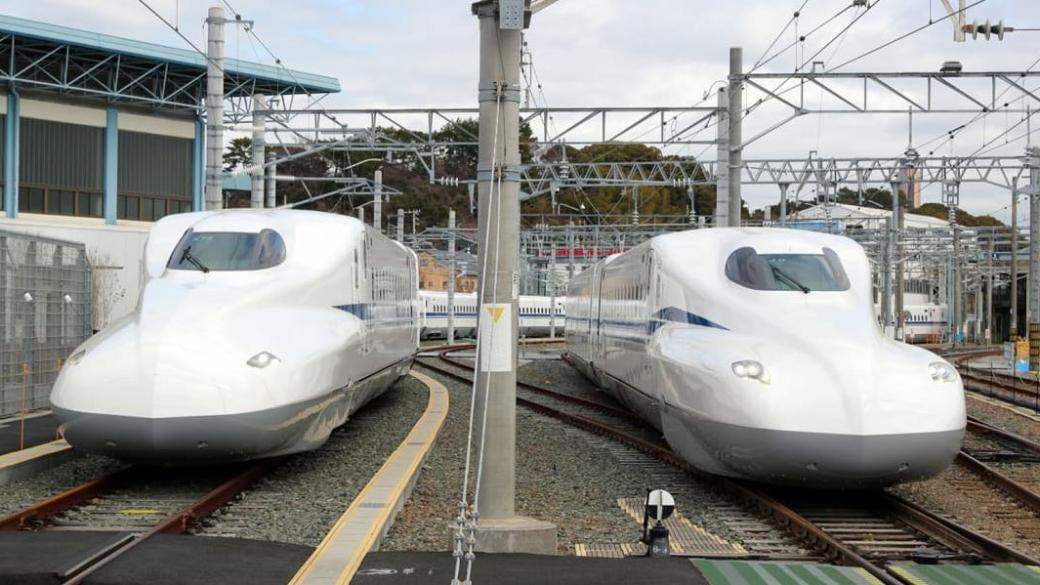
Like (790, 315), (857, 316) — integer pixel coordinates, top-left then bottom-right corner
(725, 246), (850, 292)
(167, 229), (287, 272)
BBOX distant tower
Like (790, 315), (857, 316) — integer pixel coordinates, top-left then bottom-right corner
(897, 167), (923, 208)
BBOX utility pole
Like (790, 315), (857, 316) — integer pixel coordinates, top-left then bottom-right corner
(204, 6), (225, 210)
(881, 213), (894, 336)
(987, 231), (994, 344)
(264, 152), (276, 208)
(396, 207), (405, 244)
(714, 87), (729, 227)
(467, 0), (555, 554)
(549, 239), (557, 338)
(374, 169), (383, 235)
(356, 205), (364, 224)
(778, 182), (789, 227)
(727, 47), (743, 227)
(1029, 143), (1040, 365)
(1011, 178), (1019, 339)
(250, 95), (266, 208)
(448, 208), (456, 345)
(566, 221), (575, 279)
(945, 178), (960, 344)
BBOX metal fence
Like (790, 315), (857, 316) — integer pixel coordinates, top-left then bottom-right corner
(0, 230), (92, 416)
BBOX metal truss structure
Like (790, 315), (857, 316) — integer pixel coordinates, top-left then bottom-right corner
(743, 71), (1040, 115)
(737, 155), (1029, 191)
(270, 106), (719, 148)
(0, 20), (335, 115)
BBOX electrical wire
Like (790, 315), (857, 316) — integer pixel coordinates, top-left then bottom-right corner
(827, 0), (988, 71)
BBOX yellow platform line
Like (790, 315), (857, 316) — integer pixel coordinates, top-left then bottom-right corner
(287, 370), (449, 585)
(0, 439), (73, 485)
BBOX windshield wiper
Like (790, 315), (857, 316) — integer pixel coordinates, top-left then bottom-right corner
(771, 266), (810, 294)
(180, 246), (210, 273)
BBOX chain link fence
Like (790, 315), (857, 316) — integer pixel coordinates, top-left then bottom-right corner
(1, 230), (92, 416)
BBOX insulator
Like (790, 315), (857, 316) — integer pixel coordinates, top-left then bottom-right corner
(995, 19), (1005, 40)
(983, 19), (992, 40)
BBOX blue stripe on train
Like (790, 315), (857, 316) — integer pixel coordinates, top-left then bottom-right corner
(566, 306), (728, 333)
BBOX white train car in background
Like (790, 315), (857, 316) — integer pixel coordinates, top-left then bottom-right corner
(566, 228), (964, 488)
(420, 290), (565, 339)
(52, 210), (419, 463)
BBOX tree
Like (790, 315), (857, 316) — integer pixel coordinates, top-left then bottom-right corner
(223, 137), (253, 172)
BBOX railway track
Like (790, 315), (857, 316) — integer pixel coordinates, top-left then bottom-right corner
(0, 460), (275, 585)
(417, 342), (1040, 585)
(944, 346), (1040, 412)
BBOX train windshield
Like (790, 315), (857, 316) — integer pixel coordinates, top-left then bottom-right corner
(167, 229), (287, 272)
(725, 247), (850, 292)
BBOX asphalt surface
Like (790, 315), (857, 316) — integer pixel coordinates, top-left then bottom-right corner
(0, 533), (708, 585)
(0, 413), (59, 454)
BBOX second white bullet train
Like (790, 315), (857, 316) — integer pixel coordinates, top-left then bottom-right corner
(419, 290), (566, 339)
(566, 228), (965, 488)
(51, 210), (419, 463)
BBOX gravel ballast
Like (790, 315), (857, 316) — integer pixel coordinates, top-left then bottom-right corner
(0, 454), (124, 518)
(383, 354), (749, 555)
(202, 375), (428, 546)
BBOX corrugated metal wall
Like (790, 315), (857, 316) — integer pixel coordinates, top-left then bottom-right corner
(20, 118), (103, 190)
(118, 130), (192, 197)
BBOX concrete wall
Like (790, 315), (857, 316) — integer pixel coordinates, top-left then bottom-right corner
(0, 214), (148, 329)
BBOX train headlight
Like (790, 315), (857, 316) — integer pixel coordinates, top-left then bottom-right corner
(247, 351), (281, 369)
(731, 360), (770, 384)
(67, 350), (86, 365)
(928, 361), (957, 383)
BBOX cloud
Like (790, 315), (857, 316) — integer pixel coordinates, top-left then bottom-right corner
(4, 0), (1037, 220)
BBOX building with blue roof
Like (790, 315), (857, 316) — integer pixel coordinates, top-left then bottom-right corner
(0, 12), (339, 326)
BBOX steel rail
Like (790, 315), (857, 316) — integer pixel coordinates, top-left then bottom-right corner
(0, 458), (276, 584)
(61, 459), (278, 585)
(960, 416), (1040, 515)
(417, 344), (1040, 583)
(0, 468), (131, 531)
(434, 344), (640, 422)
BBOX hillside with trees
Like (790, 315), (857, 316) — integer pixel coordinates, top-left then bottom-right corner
(224, 120), (1000, 231)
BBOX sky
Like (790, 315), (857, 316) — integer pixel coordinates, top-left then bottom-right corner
(3, 0), (1038, 221)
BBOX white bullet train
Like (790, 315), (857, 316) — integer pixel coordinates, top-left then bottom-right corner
(566, 228), (965, 488)
(419, 290), (566, 339)
(51, 210), (419, 463)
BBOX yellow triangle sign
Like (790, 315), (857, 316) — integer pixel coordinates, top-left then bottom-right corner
(486, 306), (505, 322)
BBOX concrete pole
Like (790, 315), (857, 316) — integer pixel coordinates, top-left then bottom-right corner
(895, 176), (907, 341)
(397, 208), (405, 244)
(987, 232), (994, 344)
(631, 187), (639, 225)
(470, 2), (553, 552)
(250, 95), (266, 208)
(714, 88), (729, 227)
(373, 169), (383, 235)
(204, 6), (225, 210)
(1029, 148), (1040, 327)
(952, 212), (961, 344)
(549, 239), (556, 339)
(1011, 179), (1019, 339)
(567, 221), (575, 279)
(778, 182), (789, 227)
(727, 47), (743, 227)
(448, 208), (456, 345)
(264, 153), (276, 208)
(1029, 145), (1040, 361)
(880, 217), (893, 335)
(356, 206), (365, 223)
